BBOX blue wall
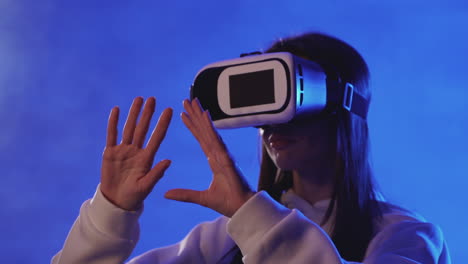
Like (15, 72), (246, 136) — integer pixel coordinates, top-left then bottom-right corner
(1, 1), (466, 263)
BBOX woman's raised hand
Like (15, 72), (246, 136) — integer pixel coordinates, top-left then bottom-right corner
(100, 97), (173, 211)
(164, 99), (255, 217)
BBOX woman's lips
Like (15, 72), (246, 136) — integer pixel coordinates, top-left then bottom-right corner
(268, 135), (296, 150)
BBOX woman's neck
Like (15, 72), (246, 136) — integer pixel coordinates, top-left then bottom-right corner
(291, 160), (335, 205)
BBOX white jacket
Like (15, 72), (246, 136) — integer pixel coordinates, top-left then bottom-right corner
(52, 187), (450, 264)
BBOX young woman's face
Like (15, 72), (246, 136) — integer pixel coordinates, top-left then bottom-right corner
(259, 116), (336, 171)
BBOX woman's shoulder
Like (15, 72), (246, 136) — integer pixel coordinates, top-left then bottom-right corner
(377, 201), (427, 227)
(374, 201), (447, 254)
(365, 202), (450, 263)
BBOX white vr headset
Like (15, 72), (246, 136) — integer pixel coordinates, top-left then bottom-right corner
(190, 52), (368, 129)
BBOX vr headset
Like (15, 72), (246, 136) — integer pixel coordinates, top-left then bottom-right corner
(190, 52), (368, 129)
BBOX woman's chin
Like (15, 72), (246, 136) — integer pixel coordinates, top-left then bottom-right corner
(272, 157), (297, 171)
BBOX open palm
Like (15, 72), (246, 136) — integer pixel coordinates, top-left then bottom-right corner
(164, 99), (255, 217)
(100, 97), (173, 211)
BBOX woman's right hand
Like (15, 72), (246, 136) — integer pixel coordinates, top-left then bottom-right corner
(100, 97), (173, 211)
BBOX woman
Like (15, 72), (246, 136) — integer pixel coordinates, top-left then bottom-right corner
(52, 32), (450, 263)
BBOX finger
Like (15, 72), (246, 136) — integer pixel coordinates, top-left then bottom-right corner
(201, 110), (223, 150)
(191, 97), (204, 116)
(192, 110), (226, 157)
(183, 98), (205, 128)
(133, 97), (156, 148)
(164, 188), (205, 206)
(182, 99), (230, 163)
(182, 99), (207, 132)
(182, 107), (239, 188)
(182, 99), (195, 117)
(146, 107), (173, 155)
(122, 97), (144, 144)
(181, 111), (215, 158)
(181, 111), (203, 146)
(203, 110), (216, 132)
(139, 159), (171, 189)
(183, 114), (214, 157)
(106, 106), (119, 147)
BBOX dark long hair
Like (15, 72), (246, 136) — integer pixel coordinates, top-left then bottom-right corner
(226, 32), (385, 263)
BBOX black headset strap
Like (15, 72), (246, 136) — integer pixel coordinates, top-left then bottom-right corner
(326, 78), (369, 120)
(348, 86), (369, 119)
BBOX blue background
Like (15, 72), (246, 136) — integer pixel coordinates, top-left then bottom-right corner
(0, 1), (466, 263)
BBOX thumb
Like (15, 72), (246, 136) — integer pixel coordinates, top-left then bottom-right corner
(164, 189), (205, 206)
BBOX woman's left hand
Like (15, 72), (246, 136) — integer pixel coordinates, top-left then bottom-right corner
(164, 98), (256, 217)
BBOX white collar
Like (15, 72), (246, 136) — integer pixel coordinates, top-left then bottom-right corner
(280, 189), (335, 235)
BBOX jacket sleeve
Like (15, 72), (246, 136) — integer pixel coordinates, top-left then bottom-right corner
(127, 216), (235, 264)
(51, 186), (142, 264)
(51, 186), (236, 264)
(226, 191), (450, 264)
